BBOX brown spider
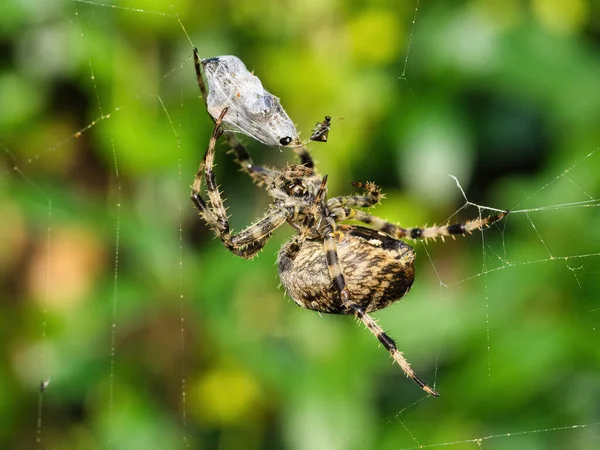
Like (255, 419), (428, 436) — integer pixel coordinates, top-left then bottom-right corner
(191, 106), (508, 397)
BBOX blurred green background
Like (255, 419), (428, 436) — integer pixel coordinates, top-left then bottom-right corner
(1, 0), (600, 449)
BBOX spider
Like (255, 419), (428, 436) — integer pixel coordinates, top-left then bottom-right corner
(191, 53), (508, 397)
(191, 111), (508, 398)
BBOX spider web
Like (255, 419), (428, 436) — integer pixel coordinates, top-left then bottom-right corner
(1, 0), (599, 448)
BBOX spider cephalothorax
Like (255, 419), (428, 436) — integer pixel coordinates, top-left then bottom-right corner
(191, 107), (508, 397)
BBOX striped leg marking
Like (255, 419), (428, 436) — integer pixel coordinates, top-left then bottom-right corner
(191, 109), (287, 259)
(321, 218), (437, 396)
(323, 223), (352, 306)
(352, 306), (439, 397)
(334, 209), (508, 241)
(193, 48), (208, 104)
(224, 132), (279, 185)
(293, 145), (314, 169)
(328, 181), (383, 210)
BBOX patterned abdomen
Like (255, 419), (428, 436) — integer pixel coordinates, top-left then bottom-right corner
(277, 227), (416, 314)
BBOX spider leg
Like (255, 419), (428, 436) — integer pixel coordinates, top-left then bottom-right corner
(223, 132), (280, 185)
(320, 218), (438, 397)
(327, 181), (383, 209)
(193, 48), (209, 107)
(332, 208), (508, 241)
(225, 129), (314, 173)
(191, 109), (288, 258)
(293, 145), (314, 169)
(352, 306), (439, 397)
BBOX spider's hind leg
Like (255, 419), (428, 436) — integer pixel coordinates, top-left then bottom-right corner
(321, 219), (438, 397)
(352, 306), (439, 397)
(193, 48), (209, 105)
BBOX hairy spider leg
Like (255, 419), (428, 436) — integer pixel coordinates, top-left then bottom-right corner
(332, 208), (508, 241)
(321, 217), (352, 306)
(352, 306), (439, 397)
(292, 145), (314, 169)
(225, 129), (315, 176)
(193, 48), (209, 105)
(321, 218), (439, 397)
(223, 132), (280, 185)
(289, 174), (330, 245)
(191, 109), (288, 259)
(313, 175), (329, 205)
(327, 181), (383, 210)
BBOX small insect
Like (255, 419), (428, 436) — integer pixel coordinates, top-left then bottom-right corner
(309, 116), (332, 143)
(194, 49), (300, 148)
(191, 108), (508, 397)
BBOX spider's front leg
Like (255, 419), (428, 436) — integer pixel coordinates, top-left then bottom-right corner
(327, 181), (383, 210)
(191, 109), (288, 258)
(292, 145), (314, 169)
(224, 132), (279, 186)
(320, 218), (439, 397)
(224, 132), (315, 189)
(193, 48), (209, 107)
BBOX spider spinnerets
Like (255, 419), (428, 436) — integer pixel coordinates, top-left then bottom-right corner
(191, 51), (508, 397)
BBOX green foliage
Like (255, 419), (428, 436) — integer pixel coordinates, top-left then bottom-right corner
(1, 0), (600, 449)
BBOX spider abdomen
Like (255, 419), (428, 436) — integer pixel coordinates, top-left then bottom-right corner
(278, 226), (416, 314)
